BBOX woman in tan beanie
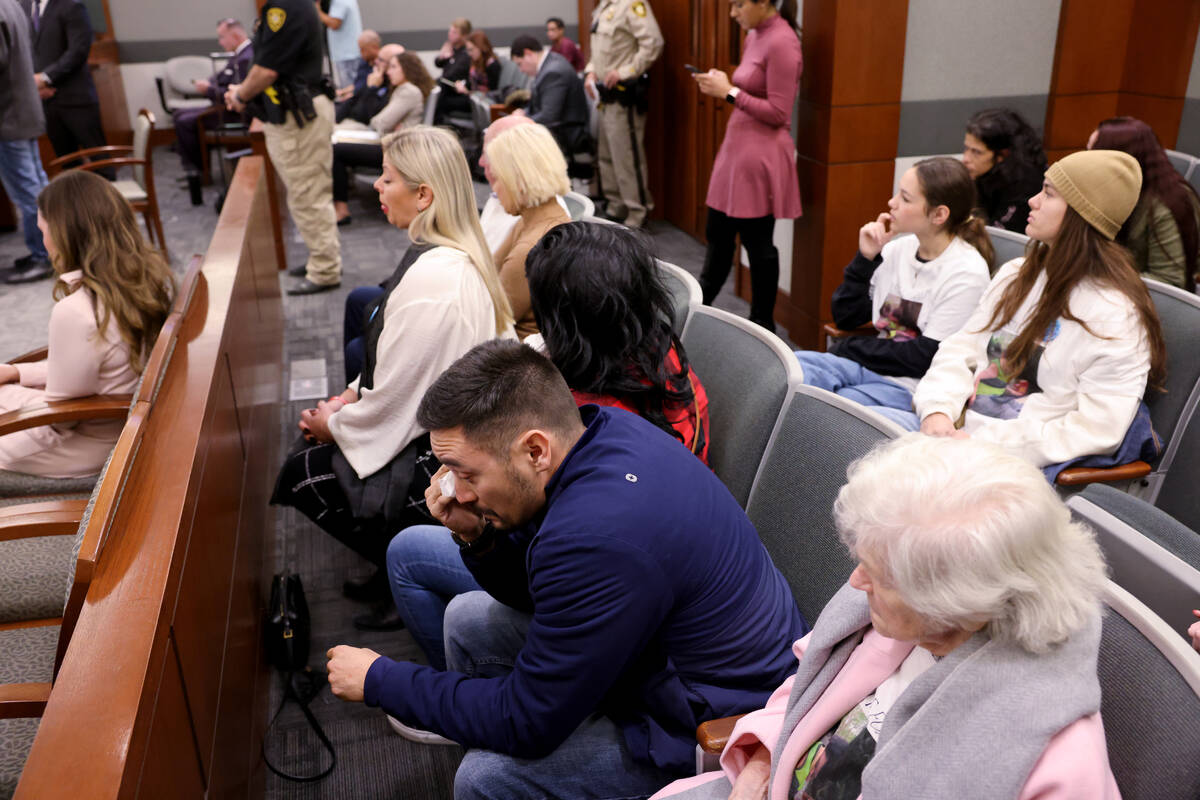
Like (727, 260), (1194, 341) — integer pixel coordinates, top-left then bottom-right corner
(911, 149), (1166, 472)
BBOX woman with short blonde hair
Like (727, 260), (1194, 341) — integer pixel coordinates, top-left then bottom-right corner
(481, 121), (570, 338)
(0, 170), (174, 478)
(274, 126), (514, 619)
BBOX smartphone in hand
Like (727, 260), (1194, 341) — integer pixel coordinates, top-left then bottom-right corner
(684, 64), (700, 74)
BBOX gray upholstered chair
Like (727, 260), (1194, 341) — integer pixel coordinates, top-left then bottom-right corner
(422, 86), (441, 127)
(656, 260), (701, 335)
(984, 225), (1029, 271)
(562, 190), (595, 221)
(746, 385), (905, 625)
(680, 305), (800, 507)
(1164, 148), (1195, 180)
(1056, 278), (1200, 492)
(1069, 485), (1200, 643)
(1098, 580), (1200, 800)
(154, 55), (214, 118)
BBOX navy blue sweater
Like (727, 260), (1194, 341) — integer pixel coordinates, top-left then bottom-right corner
(363, 406), (807, 772)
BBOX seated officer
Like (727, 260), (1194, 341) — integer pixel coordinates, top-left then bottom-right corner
(326, 340), (806, 800)
(175, 18), (253, 198)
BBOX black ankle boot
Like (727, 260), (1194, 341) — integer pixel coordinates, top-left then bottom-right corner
(187, 175), (203, 206)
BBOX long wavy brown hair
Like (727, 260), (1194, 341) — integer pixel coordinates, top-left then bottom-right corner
(395, 51), (434, 100)
(981, 207), (1166, 391)
(37, 171), (175, 375)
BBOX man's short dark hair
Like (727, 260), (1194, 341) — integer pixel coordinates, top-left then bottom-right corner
(417, 340), (581, 454)
(510, 35), (544, 58)
(546, 17), (565, 29)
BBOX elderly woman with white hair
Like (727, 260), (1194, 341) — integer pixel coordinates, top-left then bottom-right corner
(652, 434), (1119, 800)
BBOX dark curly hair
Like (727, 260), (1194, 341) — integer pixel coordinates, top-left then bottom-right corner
(524, 221), (695, 444)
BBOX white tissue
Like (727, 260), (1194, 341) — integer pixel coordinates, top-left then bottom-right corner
(439, 471), (456, 500)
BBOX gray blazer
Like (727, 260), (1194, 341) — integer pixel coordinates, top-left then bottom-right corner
(0, 0), (45, 140)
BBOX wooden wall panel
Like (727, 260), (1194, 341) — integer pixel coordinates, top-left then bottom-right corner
(134, 635), (205, 800)
(1047, 0), (1200, 153)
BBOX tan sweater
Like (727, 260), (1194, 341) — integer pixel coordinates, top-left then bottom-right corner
(494, 200), (570, 339)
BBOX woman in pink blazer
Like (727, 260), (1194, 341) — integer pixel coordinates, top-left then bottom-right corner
(653, 435), (1121, 800)
(693, 0), (802, 333)
(0, 171), (173, 478)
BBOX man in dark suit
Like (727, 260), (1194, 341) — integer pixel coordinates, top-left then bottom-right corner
(510, 34), (590, 157)
(173, 17), (253, 196)
(22, 0), (110, 175)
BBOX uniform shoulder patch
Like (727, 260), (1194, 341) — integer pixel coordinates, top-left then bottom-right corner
(267, 7), (286, 33)
(632, 1), (647, 17)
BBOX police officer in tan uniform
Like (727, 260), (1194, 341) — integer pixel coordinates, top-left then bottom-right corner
(226, 0), (342, 294)
(585, 0), (663, 229)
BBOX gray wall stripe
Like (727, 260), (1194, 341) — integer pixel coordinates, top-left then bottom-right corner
(896, 95), (1048, 158)
(117, 24), (577, 64)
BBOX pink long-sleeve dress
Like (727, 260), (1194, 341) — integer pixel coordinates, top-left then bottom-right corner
(706, 13), (803, 220)
(0, 271), (140, 478)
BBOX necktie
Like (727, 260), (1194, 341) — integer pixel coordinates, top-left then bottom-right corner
(31, 0), (40, 31)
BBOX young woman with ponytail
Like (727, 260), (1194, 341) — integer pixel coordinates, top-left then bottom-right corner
(794, 157), (993, 427)
(915, 149), (1166, 472)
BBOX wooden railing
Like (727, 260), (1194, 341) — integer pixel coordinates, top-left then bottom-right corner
(15, 155), (284, 799)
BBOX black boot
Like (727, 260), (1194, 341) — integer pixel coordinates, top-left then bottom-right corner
(748, 250), (780, 334)
(187, 174), (203, 206)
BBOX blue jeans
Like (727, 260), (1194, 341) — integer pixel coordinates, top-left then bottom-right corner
(386, 524), (481, 670)
(0, 139), (49, 260)
(445, 592), (680, 800)
(795, 351), (921, 430)
(343, 285), (385, 384)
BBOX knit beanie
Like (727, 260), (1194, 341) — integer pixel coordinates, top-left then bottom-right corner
(1045, 150), (1142, 240)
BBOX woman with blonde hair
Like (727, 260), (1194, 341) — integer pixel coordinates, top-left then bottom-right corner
(0, 170), (173, 478)
(273, 125), (514, 627)
(481, 120), (570, 338)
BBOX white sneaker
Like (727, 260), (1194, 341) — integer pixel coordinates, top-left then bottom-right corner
(386, 715), (458, 746)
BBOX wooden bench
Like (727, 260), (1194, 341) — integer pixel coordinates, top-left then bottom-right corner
(14, 155), (284, 799)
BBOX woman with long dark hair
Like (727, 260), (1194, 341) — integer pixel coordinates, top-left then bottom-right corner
(526, 221), (710, 460)
(1089, 116), (1200, 291)
(914, 150), (1167, 473)
(963, 108), (1048, 232)
(0, 171), (174, 477)
(693, 0), (802, 333)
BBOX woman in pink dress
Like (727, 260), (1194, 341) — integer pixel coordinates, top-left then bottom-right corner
(694, 0), (802, 333)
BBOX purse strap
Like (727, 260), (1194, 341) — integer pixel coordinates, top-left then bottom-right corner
(262, 670), (337, 782)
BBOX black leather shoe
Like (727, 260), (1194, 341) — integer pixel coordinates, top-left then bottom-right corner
(336, 215), (352, 227)
(342, 569), (390, 603)
(353, 604), (406, 632)
(287, 264), (307, 277)
(4, 260), (54, 284)
(287, 278), (340, 296)
(13, 253), (39, 268)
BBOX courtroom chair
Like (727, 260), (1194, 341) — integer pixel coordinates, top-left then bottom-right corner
(680, 305), (800, 507)
(1165, 149), (1195, 180)
(154, 55), (214, 119)
(1096, 580), (1200, 800)
(655, 259), (700, 335)
(746, 385), (905, 625)
(1055, 278), (1200, 491)
(196, 105), (253, 187)
(562, 190), (595, 221)
(0, 400), (151, 795)
(1068, 485), (1200, 644)
(423, 86), (442, 127)
(820, 233), (914, 350)
(46, 109), (167, 259)
(985, 225), (1029, 272)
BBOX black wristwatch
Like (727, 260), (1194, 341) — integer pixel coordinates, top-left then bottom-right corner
(725, 87), (740, 105)
(452, 523), (496, 555)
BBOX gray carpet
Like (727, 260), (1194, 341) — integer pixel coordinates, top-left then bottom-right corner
(0, 141), (782, 799)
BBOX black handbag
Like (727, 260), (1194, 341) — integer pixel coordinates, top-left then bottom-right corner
(262, 572), (337, 782)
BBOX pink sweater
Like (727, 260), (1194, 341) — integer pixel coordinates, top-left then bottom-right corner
(0, 271), (138, 478)
(653, 629), (1121, 800)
